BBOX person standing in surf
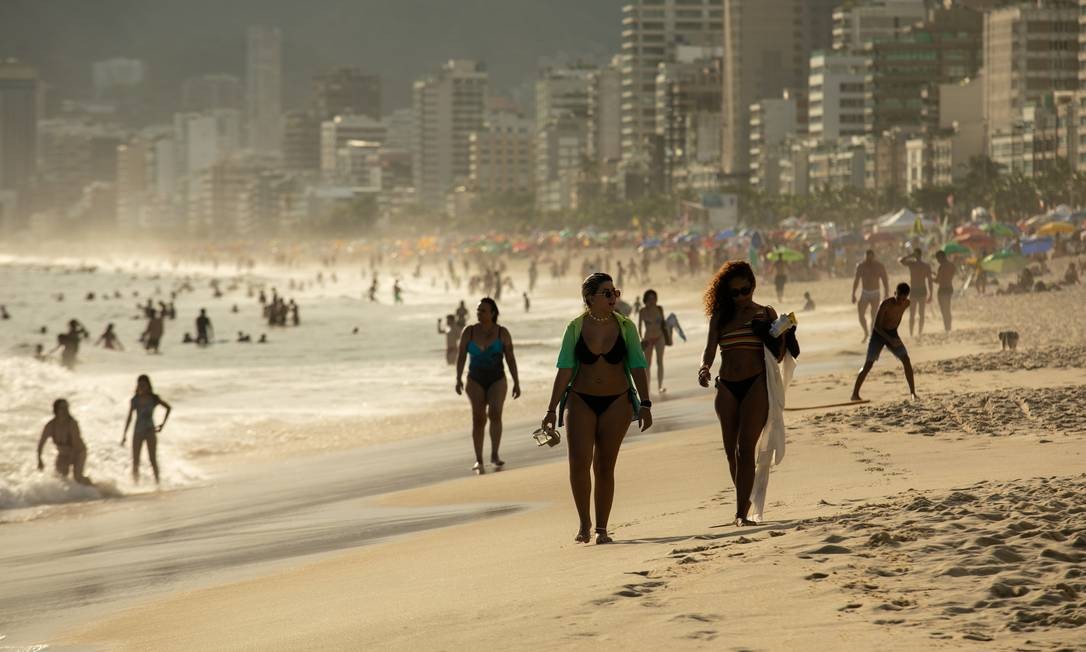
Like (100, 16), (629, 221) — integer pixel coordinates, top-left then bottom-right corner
(455, 298), (521, 474)
(698, 261), (785, 527)
(542, 273), (652, 544)
(121, 374), (172, 484)
(37, 399), (92, 484)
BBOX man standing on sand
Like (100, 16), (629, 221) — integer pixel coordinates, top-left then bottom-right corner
(851, 283), (917, 401)
(899, 249), (934, 337)
(934, 251), (956, 332)
(37, 399), (92, 484)
(851, 249), (889, 342)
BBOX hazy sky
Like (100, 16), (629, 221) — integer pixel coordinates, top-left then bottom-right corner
(1, 0), (625, 111)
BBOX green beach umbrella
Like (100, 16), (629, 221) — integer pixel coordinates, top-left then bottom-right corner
(766, 246), (805, 263)
(940, 241), (971, 255)
(980, 222), (1016, 238)
(980, 250), (1028, 274)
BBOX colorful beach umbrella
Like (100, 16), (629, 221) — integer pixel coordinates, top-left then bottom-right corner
(1036, 221), (1075, 236)
(980, 222), (1017, 238)
(1020, 237), (1053, 256)
(766, 246), (805, 263)
(941, 242), (971, 255)
(980, 250), (1028, 274)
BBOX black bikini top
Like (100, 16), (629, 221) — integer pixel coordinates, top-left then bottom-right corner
(576, 332), (626, 365)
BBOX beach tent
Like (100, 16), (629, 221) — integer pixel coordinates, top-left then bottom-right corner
(874, 208), (936, 234)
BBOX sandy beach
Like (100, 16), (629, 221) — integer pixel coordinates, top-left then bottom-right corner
(1, 256), (1070, 651)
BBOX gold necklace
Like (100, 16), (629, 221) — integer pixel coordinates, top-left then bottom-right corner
(586, 310), (611, 322)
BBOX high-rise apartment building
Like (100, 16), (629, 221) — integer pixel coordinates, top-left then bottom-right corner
(320, 114), (387, 178)
(866, 5), (983, 134)
(588, 56), (623, 170)
(656, 46), (723, 186)
(722, 0), (836, 176)
(809, 52), (868, 143)
(469, 110), (534, 195)
(749, 96), (797, 194)
(92, 58), (147, 99)
(832, 0), (928, 52)
(535, 65), (594, 211)
(984, 2), (1079, 135)
(0, 60), (37, 199)
(283, 111), (320, 172)
(313, 68), (382, 121)
(182, 74), (243, 112)
(620, 1), (724, 165)
(245, 26), (282, 154)
(412, 60), (489, 207)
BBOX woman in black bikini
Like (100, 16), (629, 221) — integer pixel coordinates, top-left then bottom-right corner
(455, 298), (521, 475)
(542, 273), (652, 544)
(698, 261), (783, 526)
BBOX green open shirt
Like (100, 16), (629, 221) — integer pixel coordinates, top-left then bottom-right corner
(555, 312), (648, 426)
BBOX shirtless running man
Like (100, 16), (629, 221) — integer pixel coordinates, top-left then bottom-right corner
(934, 251), (956, 332)
(852, 250), (889, 342)
(899, 249), (934, 337)
(851, 283), (917, 401)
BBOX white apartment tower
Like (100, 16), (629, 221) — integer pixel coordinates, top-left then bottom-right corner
(535, 65), (595, 212)
(808, 52), (868, 143)
(620, 1), (724, 165)
(412, 60), (489, 208)
(245, 26), (282, 154)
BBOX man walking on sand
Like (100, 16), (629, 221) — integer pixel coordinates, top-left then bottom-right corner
(37, 399), (92, 484)
(899, 249), (934, 337)
(852, 249), (889, 342)
(851, 282), (917, 401)
(934, 251), (956, 332)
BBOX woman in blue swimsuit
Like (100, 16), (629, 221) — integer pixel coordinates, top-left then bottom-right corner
(455, 298), (521, 475)
(121, 374), (172, 484)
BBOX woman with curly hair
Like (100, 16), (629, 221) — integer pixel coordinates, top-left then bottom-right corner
(542, 273), (652, 544)
(698, 261), (787, 526)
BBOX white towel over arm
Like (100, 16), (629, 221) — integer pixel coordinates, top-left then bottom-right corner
(749, 347), (795, 522)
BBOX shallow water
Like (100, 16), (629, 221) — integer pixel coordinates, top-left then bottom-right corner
(0, 254), (570, 514)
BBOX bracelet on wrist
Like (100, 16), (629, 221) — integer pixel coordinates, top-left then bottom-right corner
(640, 400), (652, 408)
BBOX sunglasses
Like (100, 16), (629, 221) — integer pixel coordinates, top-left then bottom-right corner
(729, 286), (752, 298)
(596, 289), (621, 299)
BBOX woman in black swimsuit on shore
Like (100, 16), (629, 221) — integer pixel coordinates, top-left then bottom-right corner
(455, 297), (521, 474)
(698, 261), (783, 526)
(542, 273), (652, 544)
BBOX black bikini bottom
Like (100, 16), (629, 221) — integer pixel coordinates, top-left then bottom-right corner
(717, 373), (763, 401)
(572, 391), (624, 416)
(468, 368), (505, 392)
